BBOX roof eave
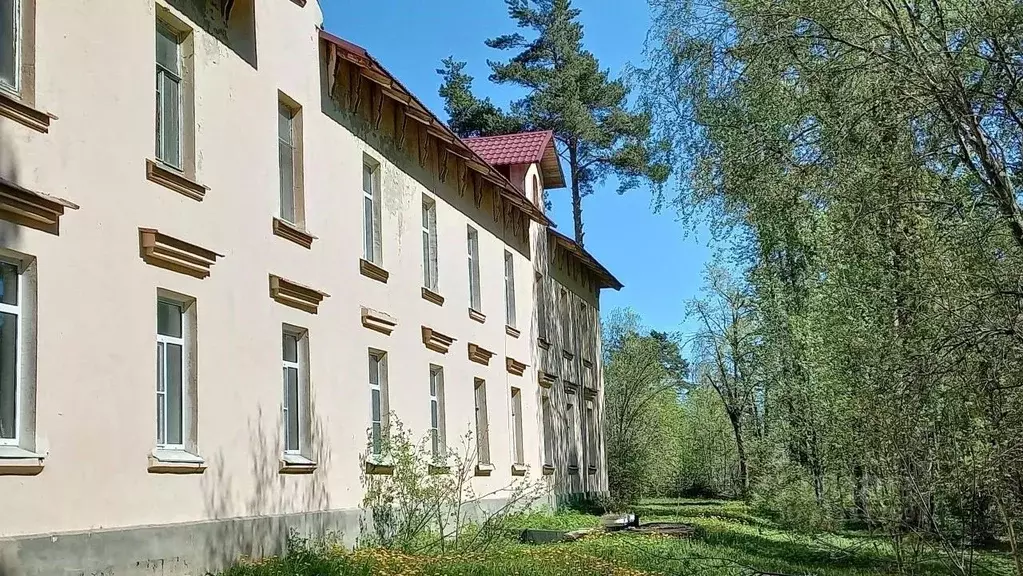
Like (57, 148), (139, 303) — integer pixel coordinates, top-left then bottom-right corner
(549, 228), (623, 291)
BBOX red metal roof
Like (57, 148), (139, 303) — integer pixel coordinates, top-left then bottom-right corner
(465, 131), (553, 166)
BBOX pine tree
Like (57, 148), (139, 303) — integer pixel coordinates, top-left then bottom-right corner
(438, 0), (668, 246)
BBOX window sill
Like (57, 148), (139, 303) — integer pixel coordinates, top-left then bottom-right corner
(273, 217), (316, 249)
(563, 349), (575, 361)
(0, 90), (56, 133)
(360, 259), (389, 283)
(148, 449), (206, 474)
(422, 287), (445, 306)
(538, 338), (551, 350)
(511, 463), (528, 477)
(506, 325), (521, 338)
(365, 456), (394, 475)
(582, 358), (594, 369)
(542, 464), (555, 476)
(468, 308), (486, 324)
(474, 462), (495, 477)
(538, 371), (557, 389)
(568, 465), (580, 476)
(0, 446), (46, 476)
(587, 466), (597, 476)
(146, 159), (208, 201)
(280, 453), (318, 474)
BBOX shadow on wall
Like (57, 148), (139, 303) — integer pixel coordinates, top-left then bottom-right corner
(165, 0), (258, 68)
(199, 397), (333, 572)
(0, 127), (22, 249)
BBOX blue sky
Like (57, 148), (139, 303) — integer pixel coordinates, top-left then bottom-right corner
(321, 0), (713, 335)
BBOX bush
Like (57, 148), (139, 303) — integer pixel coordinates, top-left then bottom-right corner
(751, 466), (833, 532)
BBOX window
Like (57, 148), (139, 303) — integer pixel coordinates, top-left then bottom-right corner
(155, 22), (183, 169)
(586, 398), (598, 469)
(429, 365), (445, 461)
(0, 0), (19, 94)
(368, 350), (388, 456)
(281, 330), (301, 453)
(541, 393), (554, 467)
(363, 157), (382, 264)
(156, 296), (195, 451)
(278, 99), (303, 225)
(467, 226), (481, 311)
(0, 261), (21, 444)
(504, 251), (516, 328)
(566, 400), (578, 468)
(510, 387), (524, 465)
(536, 272), (548, 341)
(422, 197), (438, 291)
(531, 175), (541, 208)
(473, 378), (490, 465)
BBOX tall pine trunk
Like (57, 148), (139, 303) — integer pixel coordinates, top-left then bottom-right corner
(569, 139), (584, 245)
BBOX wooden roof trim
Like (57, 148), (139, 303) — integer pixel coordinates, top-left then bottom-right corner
(319, 30), (550, 226)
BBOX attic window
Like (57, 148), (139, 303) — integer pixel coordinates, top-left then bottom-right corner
(532, 175), (541, 208)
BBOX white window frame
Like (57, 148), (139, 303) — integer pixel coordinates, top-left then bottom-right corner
(281, 329), (303, 455)
(429, 365), (445, 462)
(278, 101), (298, 224)
(541, 392), (554, 467)
(363, 157), (382, 264)
(155, 21), (184, 170)
(422, 197), (438, 291)
(0, 262), (22, 447)
(368, 349), (388, 457)
(156, 297), (187, 451)
(504, 251), (516, 328)
(0, 0), (21, 95)
(467, 226), (481, 312)
(473, 378), (490, 465)
(510, 387), (524, 465)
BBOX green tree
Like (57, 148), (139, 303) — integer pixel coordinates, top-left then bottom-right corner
(437, 0), (669, 246)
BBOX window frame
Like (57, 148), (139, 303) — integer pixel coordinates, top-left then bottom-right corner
(429, 365), (445, 462)
(156, 299), (185, 450)
(473, 378), (490, 465)
(467, 226), (481, 312)
(155, 20), (184, 171)
(541, 392), (555, 467)
(0, 261), (22, 447)
(278, 101), (297, 223)
(510, 387), (524, 466)
(281, 328), (303, 455)
(422, 196), (438, 291)
(0, 0), (21, 96)
(362, 156), (383, 265)
(504, 251), (516, 328)
(368, 349), (388, 457)
(154, 292), (196, 455)
(536, 272), (548, 341)
(566, 399), (579, 469)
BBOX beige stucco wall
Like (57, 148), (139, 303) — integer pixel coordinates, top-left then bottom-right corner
(0, 0), (607, 544)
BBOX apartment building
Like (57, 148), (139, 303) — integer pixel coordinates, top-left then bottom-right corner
(0, 1), (621, 574)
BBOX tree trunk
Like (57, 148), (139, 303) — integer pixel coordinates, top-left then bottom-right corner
(728, 411), (749, 498)
(569, 140), (584, 246)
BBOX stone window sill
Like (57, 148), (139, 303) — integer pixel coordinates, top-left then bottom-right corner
(511, 463), (527, 477)
(0, 445), (45, 476)
(146, 159), (208, 201)
(280, 453), (318, 474)
(568, 465), (580, 476)
(475, 462), (495, 477)
(506, 325), (521, 338)
(365, 456), (394, 475)
(273, 217), (316, 249)
(0, 90), (56, 133)
(468, 308), (486, 324)
(588, 466), (598, 476)
(148, 448), (206, 474)
(422, 287), (445, 306)
(542, 464), (555, 476)
(538, 337), (551, 350)
(360, 259), (389, 283)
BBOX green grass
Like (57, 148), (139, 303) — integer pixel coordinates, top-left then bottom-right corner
(220, 499), (1015, 576)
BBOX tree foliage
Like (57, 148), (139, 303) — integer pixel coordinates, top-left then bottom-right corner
(437, 0), (669, 245)
(640, 0), (1023, 573)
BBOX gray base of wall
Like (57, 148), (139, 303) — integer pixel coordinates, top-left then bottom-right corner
(0, 493), (569, 576)
(0, 508), (365, 576)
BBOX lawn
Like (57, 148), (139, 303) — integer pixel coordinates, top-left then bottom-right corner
(221, 499), (1013, 576)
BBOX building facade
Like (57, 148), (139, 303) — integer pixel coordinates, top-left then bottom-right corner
(0, 1), (621, 574)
